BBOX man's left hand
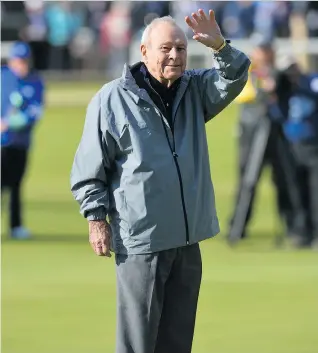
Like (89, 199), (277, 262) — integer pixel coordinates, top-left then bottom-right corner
(185, 9), (224, 50)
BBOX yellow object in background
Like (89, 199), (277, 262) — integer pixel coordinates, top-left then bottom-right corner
(235, 73), (257, 104)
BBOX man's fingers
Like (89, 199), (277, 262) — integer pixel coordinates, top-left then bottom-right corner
(88, 221), (112, 257)
(89, 239), (111, 257)
(185, 16), (196, 30)
(89, 241), (105, 256)
(191, 12), (200, 25)
(94, 245), (104, 256)
(185, 17), (194, 30)
(198, 9), (207, 21)
(101, 242), (112, 257)
(100, 242), (106, 255)
(209, 10), (215, 22)
(192, 34), (207, 44)
(103, 235), (112, 257)
(186, 9), (215, 31)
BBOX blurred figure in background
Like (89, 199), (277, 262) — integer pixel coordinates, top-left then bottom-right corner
(221, 1), (256, 39)
(276, 57), (318, 247)
(45, 1), (83, 70)
(252, 1), (290, 41)
(24, 0), (48, 71)
(100, 1), (131, 79)
(130, 1), (171, 39)
(228, 40), (304, 242)
(1, 42), (45, 239)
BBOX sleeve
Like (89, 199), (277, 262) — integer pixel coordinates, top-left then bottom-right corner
(70, 92), (116, 221)
(26, 78), (45, 122)
(7, 77), (45, 131)
(191, 43), (251, 122)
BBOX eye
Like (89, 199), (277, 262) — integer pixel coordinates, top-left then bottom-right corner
(177, 47), (186, 52)
(161, 46), (170, 52)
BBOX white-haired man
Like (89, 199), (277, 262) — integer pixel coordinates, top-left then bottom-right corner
(71, 9), (250, 353)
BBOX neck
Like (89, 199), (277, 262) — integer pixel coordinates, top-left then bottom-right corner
(157, 77), (174, 88)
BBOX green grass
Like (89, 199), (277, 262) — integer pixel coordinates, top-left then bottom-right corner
(2, 84), (318, 353)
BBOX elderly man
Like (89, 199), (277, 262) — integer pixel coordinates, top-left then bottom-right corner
(71, 9), (250, 353)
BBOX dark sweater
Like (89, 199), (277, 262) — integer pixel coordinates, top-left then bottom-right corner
(130, 62), (181, 128)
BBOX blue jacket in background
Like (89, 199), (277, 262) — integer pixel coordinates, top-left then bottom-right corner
(1, 66), (44, 149)
(45, 3), (83, 46)
(283, 74), (318, 143)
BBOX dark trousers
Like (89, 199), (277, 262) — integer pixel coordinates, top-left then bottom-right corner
(1, 147), (28, 230)
(48, 45), (71, 71)
(29, 40), (49, 71)
(115, 244), (202, 353)
(235, 118), (303, 236)
(292, 143), (318, 240)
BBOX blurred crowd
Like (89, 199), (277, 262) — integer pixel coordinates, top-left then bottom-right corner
(2, 1), (318, 74)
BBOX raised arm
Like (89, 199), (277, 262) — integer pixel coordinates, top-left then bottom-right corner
(185, 9), (250, 122)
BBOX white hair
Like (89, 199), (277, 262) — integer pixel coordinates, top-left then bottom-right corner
(141, 16), (187, 46)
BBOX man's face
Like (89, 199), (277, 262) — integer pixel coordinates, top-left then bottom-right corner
(9, 58), (30, 78)
(141, 23), (187, 86)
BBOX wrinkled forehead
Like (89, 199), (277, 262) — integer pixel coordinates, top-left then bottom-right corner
(149, 23), (187, 47)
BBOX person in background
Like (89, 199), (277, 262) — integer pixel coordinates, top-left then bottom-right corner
(99, 1), (131, 79)
(228, 40), (303, 241)
(221, 1), (256, 39)
(45, 1), (83, 70)
(276, 56), (318, 248)
(1, 41), (45, 239)
(24, 0), (48, 71)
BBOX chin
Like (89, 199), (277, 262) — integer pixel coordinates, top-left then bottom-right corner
(165, 72), (182, 81)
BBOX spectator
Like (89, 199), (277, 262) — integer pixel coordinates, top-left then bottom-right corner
(24, 0), (48, 70)
(45, 1), (83, 70)
(276, 56), (318, 247)
(221, 1), (256, 39)
(1, 42), (45, 239)
(99, 1), (131, 79)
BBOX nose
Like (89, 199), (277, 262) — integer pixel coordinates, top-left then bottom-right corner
(169, 47), (178, 60)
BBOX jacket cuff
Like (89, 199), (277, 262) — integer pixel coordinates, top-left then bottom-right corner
(213, 42), (233, 59)
(85, 208), (107, 221)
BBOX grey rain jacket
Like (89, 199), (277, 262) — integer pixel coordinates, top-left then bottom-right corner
(71, 43), (250, 254)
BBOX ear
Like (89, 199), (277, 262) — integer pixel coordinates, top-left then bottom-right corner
(140, 44), (147, 62)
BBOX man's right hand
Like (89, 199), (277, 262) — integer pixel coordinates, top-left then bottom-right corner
(88, 220), (112, 257)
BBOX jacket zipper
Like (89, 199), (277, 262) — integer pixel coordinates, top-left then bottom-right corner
(146, 84), (190, 245)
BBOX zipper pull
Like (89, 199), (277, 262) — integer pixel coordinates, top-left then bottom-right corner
(172, 152), (178, 158)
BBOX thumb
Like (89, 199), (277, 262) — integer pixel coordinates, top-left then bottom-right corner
(101, 241), (112, 257)
(193, 33), (209, 42)
(103, 234), (112, 258)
